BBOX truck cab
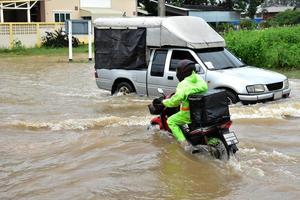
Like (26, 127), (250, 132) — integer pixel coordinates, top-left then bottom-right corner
(147, 48), (206, 96)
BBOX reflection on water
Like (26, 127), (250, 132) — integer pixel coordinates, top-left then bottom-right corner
(0, 56), (300, 199)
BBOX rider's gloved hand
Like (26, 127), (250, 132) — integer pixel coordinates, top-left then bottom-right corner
(153, 96), (164, 105)
(152, 97), (164, 112)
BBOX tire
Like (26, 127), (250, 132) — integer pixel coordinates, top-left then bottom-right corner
(116, 82), (134, 95)
(283, 93), (290, 98)
(225, 90), (238, 104)
(209, 138), (229, 161)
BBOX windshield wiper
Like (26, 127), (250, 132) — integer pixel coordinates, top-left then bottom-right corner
(221, 66), (235, 70)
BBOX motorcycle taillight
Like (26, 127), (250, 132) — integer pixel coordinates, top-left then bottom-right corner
(220, 120), (232, 129)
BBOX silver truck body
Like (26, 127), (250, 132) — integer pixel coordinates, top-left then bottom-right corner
(94, 17), (291, 103)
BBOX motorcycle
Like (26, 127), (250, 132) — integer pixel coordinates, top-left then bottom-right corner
(148, 88), (239, 160)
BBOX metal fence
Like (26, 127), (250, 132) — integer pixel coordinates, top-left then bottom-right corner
(0, 22), (64, 48)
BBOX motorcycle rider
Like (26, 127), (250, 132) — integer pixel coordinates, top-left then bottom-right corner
(154, 60), (208, 147)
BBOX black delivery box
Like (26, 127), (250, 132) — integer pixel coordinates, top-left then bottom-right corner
(188, 89), (230, 128)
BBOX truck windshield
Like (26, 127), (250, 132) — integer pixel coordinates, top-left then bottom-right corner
(196, 48), (245, 70)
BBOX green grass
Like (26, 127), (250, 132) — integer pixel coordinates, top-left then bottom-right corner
(0, 45), (89, 57)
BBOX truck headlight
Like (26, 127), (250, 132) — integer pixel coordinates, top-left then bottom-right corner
(246, 84), (265, 93)
(283, 79), (289, 89)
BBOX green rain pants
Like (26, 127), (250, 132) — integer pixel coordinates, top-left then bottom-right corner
(167, 110), (191, 142)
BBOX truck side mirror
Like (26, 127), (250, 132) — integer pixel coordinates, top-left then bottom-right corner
(195, 64), (203, 73)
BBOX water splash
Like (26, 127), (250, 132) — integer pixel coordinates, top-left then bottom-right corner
(5, 115), (151, 131)
(230, 101), (300, 120)
(226, 148), (297, 178)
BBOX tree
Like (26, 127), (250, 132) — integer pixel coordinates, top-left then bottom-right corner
(138, 0), (157, 15)
(248, 0), (264, 18)
(269, 10), (300, 25)
(169, 0), (185, 7)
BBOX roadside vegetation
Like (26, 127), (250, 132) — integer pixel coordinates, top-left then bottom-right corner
(222, 9), (300, 78)
(0, 44), (89, 57)
(225, 25), (300, 70)
(0, 29), (86, 57)
(42, 28), (80, 48)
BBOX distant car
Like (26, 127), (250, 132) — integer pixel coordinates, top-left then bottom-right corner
(93, 16), (291, 104)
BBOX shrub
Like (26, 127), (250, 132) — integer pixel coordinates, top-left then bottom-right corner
(268, 10), (300, 26)
(215, 23), (234, 33)
(12, 39), (25, 50)
(258, 20), (271, 29)
(239, 19), (257, 30)
(0, 39), (26, 53)
(224, 26), (300, 69)
(42, 28), (80, 48)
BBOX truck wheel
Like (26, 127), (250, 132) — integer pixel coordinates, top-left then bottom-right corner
(116, 82), (134, 95)
(226, 90), (238, 104)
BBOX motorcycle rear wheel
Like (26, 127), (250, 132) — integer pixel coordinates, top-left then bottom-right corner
(209, 138), (229, 161)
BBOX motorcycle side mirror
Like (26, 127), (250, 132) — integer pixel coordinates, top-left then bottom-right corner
(157, 88), (164, 95)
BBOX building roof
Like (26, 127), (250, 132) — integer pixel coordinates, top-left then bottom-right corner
(0, 0), (35, 2)
(80, 7), (124, 19)
(257, 5), (295, 13)
(94, 16), (225, 49)
(145, 0), (240, 22)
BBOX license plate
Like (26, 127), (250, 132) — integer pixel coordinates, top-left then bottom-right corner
(223, 131), (239, 145)
(273, 91), (283, 100)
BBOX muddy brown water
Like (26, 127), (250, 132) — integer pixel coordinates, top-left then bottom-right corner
(0, 56), (300, 200)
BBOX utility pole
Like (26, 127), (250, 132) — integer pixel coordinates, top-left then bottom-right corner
(158, 0), (166, 16)
(1, 3), (4, 23)
(27, 1), (31, 22)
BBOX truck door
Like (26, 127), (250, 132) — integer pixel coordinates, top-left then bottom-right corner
(164, 49), (206, 91)
(147, 49), (169, 96)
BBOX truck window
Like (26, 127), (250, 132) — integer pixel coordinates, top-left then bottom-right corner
(169, 50), (197, 71)
(150, 50), (167, 77)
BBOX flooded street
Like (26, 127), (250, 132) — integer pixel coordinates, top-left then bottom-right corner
(1, 55), (300, 200)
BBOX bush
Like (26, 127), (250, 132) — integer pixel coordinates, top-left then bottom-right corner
(0, 39), (26, 53)
(12, 39), (25, 50)
(224, 26), (300, 69)
(239, 19), (257, 30)
(268, 10), (300, 26)
(215, 23), (234, 33)
(258, 20), (271, 29)
(42, 28), (80, 48)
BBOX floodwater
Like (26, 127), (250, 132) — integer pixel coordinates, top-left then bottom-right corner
(0, 55), (300, 200)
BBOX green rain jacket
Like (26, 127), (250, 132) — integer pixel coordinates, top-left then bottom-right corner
(162, 71), (208, 141)
(163, 71), (208, 110)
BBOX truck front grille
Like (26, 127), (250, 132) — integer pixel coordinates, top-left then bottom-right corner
(266, 82), (283, 91)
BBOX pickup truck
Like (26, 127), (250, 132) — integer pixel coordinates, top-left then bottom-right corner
(93, 16), (291, 104)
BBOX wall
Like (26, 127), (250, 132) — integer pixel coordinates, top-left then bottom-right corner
(189, 11), (240, 23)
(112, 0), (137, 17)
(0, 22), (93, 48)
(44, 0), (136, 21)
(0, 22), (64, 48)
(44, 0), (80, 22)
